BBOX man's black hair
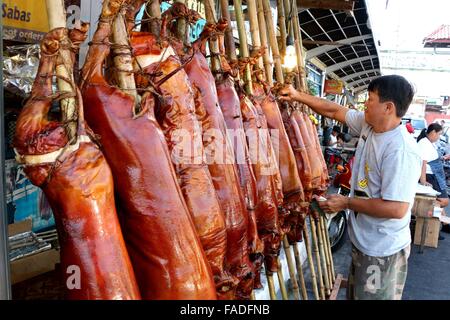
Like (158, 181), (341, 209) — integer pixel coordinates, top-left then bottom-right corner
(368, 75), (414, 118)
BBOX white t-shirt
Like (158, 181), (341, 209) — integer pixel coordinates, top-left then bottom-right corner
(345, 110), (422, 257)
(329, 134), (337, 146)
(417, 137), (439, 174)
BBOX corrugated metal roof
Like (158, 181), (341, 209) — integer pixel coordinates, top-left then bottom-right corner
(423, 24), (450, 45)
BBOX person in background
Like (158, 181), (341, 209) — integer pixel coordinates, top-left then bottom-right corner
(279, 75), (421, 300)
(416, 124), (450, 236)
(417, 123), (450, 208)
(329, 125), (341, 147)
(336, 132), (346, 148)
(405, 119), (414, 134)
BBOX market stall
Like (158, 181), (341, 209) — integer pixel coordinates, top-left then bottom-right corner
(1, 0), (381, 300)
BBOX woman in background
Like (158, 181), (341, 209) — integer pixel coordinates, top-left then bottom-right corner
(417, 123), (449, 207)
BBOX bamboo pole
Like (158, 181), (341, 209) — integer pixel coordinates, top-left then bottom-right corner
(320, 215), (333, 287)
(276, 0), (287, 61)
(174, 0), (187, 43)
(232, 0), (253, 95)
(283, 237), (301, 300)
(323, 216), (336, 281)
(283, 0), (292, 38)
(323, 215), (336, 282)
(204, 0), (222, 73)
(261, 0), (283, 84)
(292, 242), (308, 300)
(146, 0), (161, 36)
(276, 257), (289, 300)
(45, 0), (77, 143)
(256, 0), (272, 84)
(317, 215), (331, 297)
(291, 0), (307, 90)
(246, 0), (263, 70)
(219, 0), (237, 60)
(302, 220), (320, 300)
(309, 215), (325, 299)
(112, 5), (139, 108)
(266, 269), (277, 300)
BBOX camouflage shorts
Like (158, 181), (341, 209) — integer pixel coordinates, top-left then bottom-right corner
(346, 244), (411, 300)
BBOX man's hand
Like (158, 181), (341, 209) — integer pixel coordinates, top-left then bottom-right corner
(278, 84), (301, 103)
(317, 194), (349, 213)
(443, 154), (450, 161)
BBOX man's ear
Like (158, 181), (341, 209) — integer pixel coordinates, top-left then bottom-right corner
(385, 101), (396, 114)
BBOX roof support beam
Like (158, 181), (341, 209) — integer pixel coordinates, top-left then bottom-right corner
(348, 75), (378, 87)
(305, 34), (373, 59)
(325, 55), (377, 73)
(341, 68), (380, 81)
(354, 84), (369, 93)
(297, 0), (355, 11)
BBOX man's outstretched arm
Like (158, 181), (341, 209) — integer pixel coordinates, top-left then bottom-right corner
(279, 84), (349, 123)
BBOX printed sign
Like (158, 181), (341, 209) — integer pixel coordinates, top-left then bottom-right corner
(2, 0), (81, 43)
(5, 159), (55, 232)
(324, 79), (344, 95)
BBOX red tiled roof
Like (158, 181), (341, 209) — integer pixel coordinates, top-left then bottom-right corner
(423, 25), (450, 44)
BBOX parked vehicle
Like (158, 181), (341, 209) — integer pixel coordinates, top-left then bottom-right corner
(325, 148), (355, 252)
(401, 116), (427, 139)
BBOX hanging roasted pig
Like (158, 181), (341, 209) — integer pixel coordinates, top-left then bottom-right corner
(13, 27), (141, 300)
(155, 14), (254, 299)
(236, 83), (283, 275)
(252, 76), (304, 208)
(80, 0), (217, 300)
(126, 1), (237, 299)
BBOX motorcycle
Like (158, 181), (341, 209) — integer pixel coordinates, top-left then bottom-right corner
(324, 147), (355, 252)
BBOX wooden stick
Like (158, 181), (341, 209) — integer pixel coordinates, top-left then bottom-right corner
(276, 257), (289, 300)
(232, 0), (253, 94)
(112, 5), (139, 106)
(256, 0), (272, 84)
(302, 220), (320, 300)
(261, 0), (283, 83)
(45, 0), (77, 142)
(146, 0), (161, 36)
(283, 236), (301, 300)
(276, 0), (287, 61)
(266, 271), (277, 300)
(174, 0), (187, 43)
(283, 0), (292, 37)
(204, 0), (222, 73)
(291, 0), (307, 90)
(247, 0), (263, 70)
(292, 242), (308, 300)
(323, 215), (336, 281)
(309, 215), (325, 299)
(320, 215), (333, 286)
(219, 0), (237, 60)
(317, 215), (331, 296)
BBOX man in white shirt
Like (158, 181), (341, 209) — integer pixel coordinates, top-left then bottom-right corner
(280, 75), (421, 300)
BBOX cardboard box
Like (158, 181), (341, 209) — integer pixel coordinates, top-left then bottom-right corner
(413, 217), (441, 248)
(8, 220), (60, 285)
(412, 195), (437, 218)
